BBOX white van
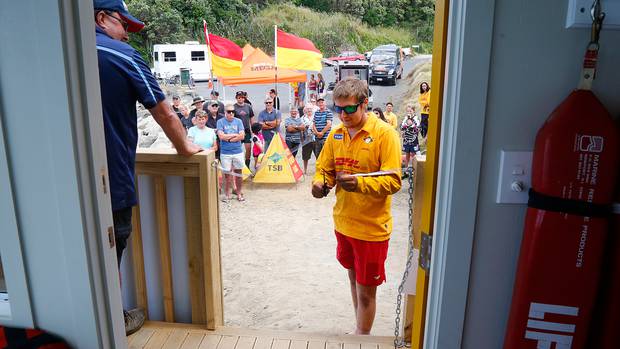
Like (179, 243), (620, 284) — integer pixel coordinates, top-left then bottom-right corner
(152, 41), (213, 82)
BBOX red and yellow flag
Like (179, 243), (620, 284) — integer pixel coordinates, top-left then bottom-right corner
(276, 29), (323, 72)
(203, 21), (242, 77)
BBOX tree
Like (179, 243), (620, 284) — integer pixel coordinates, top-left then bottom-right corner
(169, 0), (210, 40)
(293, 0), (332, 12)
(122, 0), (433, 63)
(126, 0), (254, 63)
(405, 0), (435, 43)
(126, 0), (185, 62)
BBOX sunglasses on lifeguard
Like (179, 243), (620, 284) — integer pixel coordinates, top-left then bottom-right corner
(333, 103), (362, 114)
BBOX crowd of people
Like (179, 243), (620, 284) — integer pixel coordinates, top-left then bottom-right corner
(171, 78), (432, 197)
(169, 87), (338, 203)
(94, 0), (431, 335)
(164, 77), (432, 334)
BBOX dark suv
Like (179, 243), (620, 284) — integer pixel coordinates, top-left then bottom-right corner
(369, 44), (403, 86)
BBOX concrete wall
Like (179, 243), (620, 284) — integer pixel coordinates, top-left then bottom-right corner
(461, 1), (620, 348)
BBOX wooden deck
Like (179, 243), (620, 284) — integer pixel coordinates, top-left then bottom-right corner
(128, 322), (395, 349)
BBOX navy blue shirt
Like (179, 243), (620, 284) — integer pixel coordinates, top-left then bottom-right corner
(96, 27), (165, 210)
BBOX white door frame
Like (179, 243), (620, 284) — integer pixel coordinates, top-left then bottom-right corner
(424, 0), (496, 348)
(0, 0), (125, 347)
(0, 110), (34, 327)
(58, 0), (127, 346)
(2, 0), (496, 347)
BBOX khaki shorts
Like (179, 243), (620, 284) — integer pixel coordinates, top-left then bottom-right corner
(220, 153), (244, 170)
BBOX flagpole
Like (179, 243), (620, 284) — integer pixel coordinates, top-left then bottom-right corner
(203, 20), (216, 93)
(274, 25), (278, 111)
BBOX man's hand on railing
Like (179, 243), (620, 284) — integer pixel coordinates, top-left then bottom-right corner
(178, 140), (203, 156)
(150, 101), (204, 157)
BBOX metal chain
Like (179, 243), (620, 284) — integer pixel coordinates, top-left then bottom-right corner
(394, 166), (415, 348)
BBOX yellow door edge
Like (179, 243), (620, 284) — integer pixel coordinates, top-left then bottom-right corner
(410, 0), (450, 348)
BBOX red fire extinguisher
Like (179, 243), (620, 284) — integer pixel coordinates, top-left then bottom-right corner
(503, 3), (620, 349)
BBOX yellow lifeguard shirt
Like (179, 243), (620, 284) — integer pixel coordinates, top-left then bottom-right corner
(314, 114), (402, 241)
(418, 91), (431, 114)
(384, 111), (399, 129)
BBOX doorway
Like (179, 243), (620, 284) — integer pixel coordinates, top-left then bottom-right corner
(1, 0), (494, 346)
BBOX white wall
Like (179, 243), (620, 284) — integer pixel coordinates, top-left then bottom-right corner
(461, 1), (620, 348)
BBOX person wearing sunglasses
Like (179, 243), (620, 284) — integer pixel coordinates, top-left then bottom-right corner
(311, 77), (402, 335)
(257, 97), (282, 148)
(217, 105), (246, 202)
(94, 0), (202, 336)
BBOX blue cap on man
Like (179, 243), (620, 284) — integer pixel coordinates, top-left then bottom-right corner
(94, 0), (144, 32)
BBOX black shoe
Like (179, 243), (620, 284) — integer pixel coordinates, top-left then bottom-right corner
(124, 308), (146, 336)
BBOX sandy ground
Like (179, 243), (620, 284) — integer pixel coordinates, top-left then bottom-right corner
(218, 159), (412, 336)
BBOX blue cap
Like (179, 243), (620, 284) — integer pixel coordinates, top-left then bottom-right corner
(94, 0), (144, 32)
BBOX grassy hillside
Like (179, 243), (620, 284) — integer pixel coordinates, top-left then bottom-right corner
(222, 3), (421, 56)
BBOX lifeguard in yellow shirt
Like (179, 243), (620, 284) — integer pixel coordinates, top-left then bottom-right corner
(418, 81), (431, 138)
(384, 102), (399, 129)
(311, 77), (402, 335)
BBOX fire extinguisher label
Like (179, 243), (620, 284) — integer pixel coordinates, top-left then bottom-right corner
(576, 135), (604, 153)
(525, 302), (579, 349)
(576, 221), (589, 268)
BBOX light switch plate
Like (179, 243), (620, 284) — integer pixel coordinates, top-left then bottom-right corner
(566, 0), (620, 29)
(496, 150), (533, 204)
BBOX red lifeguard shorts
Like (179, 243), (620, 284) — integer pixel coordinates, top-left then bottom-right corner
(335, 231), (389, 286)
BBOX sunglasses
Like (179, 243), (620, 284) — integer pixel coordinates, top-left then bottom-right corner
(105, 11), (129, 31)
(225, 110), (235, 114)
(333, 103), (361, 114)
(265, 102), (273, 104)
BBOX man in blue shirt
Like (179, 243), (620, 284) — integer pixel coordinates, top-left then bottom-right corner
(257, 97), (282, 147)
(312, 97), (333, 156)
(94, 0), (201, 335)
(217, 104), (246, 202)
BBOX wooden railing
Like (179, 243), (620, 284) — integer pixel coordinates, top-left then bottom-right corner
(130, 149), (222, 329)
